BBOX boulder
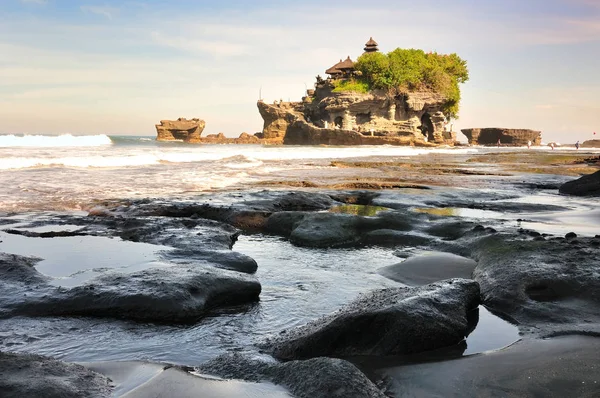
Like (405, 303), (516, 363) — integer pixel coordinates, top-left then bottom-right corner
(287, 211), (413, 248)
(1, 253), (262, 323)
(0, 351), (112, 398)
(262, 279), (480, 360)
(461, 128), (542, 146)
(155, 118), (205, 143)
(471, 234), (600, 331)
(378, 252), (477, 286)
(199, 353), (386, 398)
(558, 170), (600, 196)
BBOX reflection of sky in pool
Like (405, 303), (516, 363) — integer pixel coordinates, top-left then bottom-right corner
(0, 228), (172, 287)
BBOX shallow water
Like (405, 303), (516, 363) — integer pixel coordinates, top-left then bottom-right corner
(1, 136), (598, 382)
(0, 228), (172, 287)
(0, 233), (519, 367)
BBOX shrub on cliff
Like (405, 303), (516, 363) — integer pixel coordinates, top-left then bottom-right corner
(354, 49), (469, 118)
(331, 78), (370, 94)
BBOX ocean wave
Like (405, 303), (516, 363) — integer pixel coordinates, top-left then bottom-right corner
(0, 134), (113, 148)
(0, 155), (160, 170)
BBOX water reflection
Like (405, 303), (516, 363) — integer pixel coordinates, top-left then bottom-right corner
(328, 204), (390, 216)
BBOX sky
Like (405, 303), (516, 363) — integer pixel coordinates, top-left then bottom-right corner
(1, 0), (599, 143)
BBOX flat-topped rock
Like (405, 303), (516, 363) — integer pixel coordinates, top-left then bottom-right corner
(461, 128), (542, 146)
(156, 117), (206, 143)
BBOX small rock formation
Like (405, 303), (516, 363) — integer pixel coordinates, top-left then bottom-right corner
(559, 170), (600, 196)
(461, 128), (542, 146)
(0, 351), (112, 398)
(155, 118), (206, 143)
(582, 139), (600, 148)
(199, 353), (386, 398)
(261, 279), (480, 360)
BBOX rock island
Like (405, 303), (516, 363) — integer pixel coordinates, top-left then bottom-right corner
(257, 38), (469, 146)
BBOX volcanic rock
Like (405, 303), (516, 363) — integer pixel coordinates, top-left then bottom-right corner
(199, 353), (386, 398)
(262, 279), (480, 360)
(558, 170), (600, 196)
(471, 234), (600, 332)
(0, 252), (261, 323)
(0, 351), (112, 398)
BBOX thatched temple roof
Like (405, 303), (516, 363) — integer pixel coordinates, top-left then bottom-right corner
(364, 37), (379, 53)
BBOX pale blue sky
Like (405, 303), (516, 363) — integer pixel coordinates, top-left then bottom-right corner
(1, 0), (599, 142)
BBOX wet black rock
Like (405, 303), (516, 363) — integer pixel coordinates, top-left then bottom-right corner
(265, 211), (307, 236)
(286, 211), (413, 248)
(471, 234), (600, 333)
(0, 351), (112, 398)
(559, 170), (600, 196)
(165, 249), (258, 274)
(565, 232), (577, 239)
(1, 253), (261, 323)
(362, 229), (431, 248)
(425, 221), (474, 240)
(262, 279), (480, 360)
(378, 252), (477, 286)
(198, 353), (386, 398)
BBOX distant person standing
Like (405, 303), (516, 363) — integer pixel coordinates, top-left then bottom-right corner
(527, 140), (531, 149)
(497, 138), (501, 148)
(575, 140), (580, 150)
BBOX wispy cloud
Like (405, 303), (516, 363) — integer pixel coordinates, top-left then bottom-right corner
(150, 32), (250, 57)
(80, 5), (119, 20)
(20, 0), (47, 4)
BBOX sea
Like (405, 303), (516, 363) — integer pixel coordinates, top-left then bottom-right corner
(0, 133), (598, 368)
(1, 133), (594, 213)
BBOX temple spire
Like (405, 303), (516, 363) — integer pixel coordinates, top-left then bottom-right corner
(364, 37), (379, 53)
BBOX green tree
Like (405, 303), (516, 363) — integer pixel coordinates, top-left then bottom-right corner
(352, 48), (469, 118)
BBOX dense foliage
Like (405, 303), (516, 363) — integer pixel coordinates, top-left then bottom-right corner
(351, 49), (469, 118)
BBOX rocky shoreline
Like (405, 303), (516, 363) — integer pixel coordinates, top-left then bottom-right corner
(1, 151), (600, 397)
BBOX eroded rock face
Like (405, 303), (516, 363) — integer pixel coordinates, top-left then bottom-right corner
(198, 353), (386, 398)
(0, 351), (112, 398)
(155, 118), (206, 143)
(261, 279), (480, 360)
(461, 128), (542, 146)
(257, 86), (456, 146)
(559, 170), (600, 196)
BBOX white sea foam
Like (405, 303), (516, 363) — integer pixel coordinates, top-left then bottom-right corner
(0, 155), (160, 170)
(0, 134), (112, 148)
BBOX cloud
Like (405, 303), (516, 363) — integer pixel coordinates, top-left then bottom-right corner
(150, 32), (250, 57)
(80, 5), (119, 20)
(20, 0), (47, 4)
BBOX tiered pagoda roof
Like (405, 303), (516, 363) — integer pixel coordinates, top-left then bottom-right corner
(364, 37), (379, 53)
